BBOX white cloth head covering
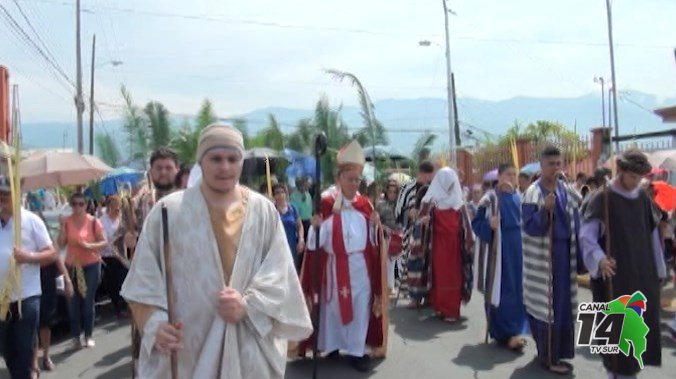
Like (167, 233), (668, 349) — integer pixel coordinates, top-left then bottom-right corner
(187, 164), (202, 188)
(422, 167), (463, 210)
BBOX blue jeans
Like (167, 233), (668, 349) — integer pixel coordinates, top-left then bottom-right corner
(68, 262), (101, 339)
(0, 295), (40, 379)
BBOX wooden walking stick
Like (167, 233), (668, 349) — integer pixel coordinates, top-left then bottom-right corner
(311, 132), (327, 379)
(603, 185), (619, 379)
(547, 199), (554, 369)
(484, 192), (499, 344)
(161, 204), (178, 379)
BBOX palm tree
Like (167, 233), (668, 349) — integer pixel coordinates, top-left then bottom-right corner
(324, 69), (388, 147)
(170, 99), (218, 165)
(195, 99), (217, 131)
(412, 132), (437, 166)
(144, 101), (172, 150)
(95, 132), (121, 167)
(286, 118), (313, 153)
(260, 114), (286, 150)
(312, 96), (350, 183)
(120, 85), (149, 168)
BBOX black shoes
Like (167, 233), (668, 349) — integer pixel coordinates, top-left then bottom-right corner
(348, 355), (371, 372)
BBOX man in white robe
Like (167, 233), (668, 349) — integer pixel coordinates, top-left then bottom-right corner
(121, 124), (313, 379)
(301, 140), (387, 372)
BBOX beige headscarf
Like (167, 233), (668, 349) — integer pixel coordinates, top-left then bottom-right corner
(196, 123), (245, 162)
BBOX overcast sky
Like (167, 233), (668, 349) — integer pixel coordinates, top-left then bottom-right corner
(1, 0), (674, 123)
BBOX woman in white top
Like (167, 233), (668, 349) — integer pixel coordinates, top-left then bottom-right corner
(98, 195), (128, 317)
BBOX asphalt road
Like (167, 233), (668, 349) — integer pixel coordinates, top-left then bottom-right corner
(1, 284), (674, 379)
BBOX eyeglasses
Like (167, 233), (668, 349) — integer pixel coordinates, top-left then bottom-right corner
(71, 201), (85, 207)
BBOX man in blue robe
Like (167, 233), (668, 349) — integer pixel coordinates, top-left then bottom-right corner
(522, 146), (582, 375)
(472, 163), (527, 351)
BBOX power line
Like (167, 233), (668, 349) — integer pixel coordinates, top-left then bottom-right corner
(11, 0), (64, 72)
(21, 0), (672, 49)
(0, 3), (75, 88)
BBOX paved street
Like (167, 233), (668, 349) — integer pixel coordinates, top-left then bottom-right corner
(1, 285), (674, 379)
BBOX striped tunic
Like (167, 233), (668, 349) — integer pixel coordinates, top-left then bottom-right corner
(521, 180), (581, 323)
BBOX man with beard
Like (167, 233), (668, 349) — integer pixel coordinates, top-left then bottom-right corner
(116, 147), (179, 377)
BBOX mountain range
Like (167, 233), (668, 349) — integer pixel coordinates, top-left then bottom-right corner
(20, 91), (676, 158)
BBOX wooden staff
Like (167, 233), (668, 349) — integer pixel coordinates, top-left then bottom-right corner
(547, 199), (554, 369)
(311, 132), (327, 379)
(603, 185), (618, 379)
(161, 204), (178, 379)
(484, 192), (499, 344)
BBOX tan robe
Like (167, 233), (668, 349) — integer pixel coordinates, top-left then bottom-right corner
(121, 184), (312, 379)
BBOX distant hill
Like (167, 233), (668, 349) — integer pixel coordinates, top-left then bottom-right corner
(21, 92), (676, 159)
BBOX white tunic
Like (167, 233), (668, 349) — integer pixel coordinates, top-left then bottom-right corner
(121, 185), (313, 379)
(307, 206), (371, 357)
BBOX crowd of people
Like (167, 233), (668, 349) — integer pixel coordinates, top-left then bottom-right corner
(0, 122), (674, 378)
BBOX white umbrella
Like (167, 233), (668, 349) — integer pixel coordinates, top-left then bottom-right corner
(20, 151), (112, 190)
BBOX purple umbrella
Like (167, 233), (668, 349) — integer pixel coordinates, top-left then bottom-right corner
(483, 168), (498, 182)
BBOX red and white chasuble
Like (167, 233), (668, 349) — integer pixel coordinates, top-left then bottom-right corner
(299, 192), (388, 358)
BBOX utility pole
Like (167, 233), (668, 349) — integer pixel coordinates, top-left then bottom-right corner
(605, 0), (620, 152)
(442, 0), (457, 167)
(88, 34), (96, 155)
(451, 73), (461, 146)
(75, 0), (84, 154)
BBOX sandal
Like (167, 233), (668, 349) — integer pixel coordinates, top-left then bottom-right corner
(41, 358), (55, 371)
(31, 367), (40, 379)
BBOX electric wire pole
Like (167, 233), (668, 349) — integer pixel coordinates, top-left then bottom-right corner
(75, 0), (84, 154)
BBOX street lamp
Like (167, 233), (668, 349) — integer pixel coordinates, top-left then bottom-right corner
(96, 60), (123, 69)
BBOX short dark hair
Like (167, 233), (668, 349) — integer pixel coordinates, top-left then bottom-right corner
(540, 145), (561, 159)
(418, 160), (434, 174)
(576, 172), (587, 181)
(518, 172), (530, 180)
(498, 163), (514, 175)
(150, 147), (179, 168)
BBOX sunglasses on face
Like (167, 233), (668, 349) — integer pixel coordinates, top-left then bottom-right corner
(71, 201), (86, 207)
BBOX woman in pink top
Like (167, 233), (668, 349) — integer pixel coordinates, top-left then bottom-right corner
(57, 192), (107, 349)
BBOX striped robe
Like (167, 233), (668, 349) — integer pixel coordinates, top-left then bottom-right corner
(521, 181), (581, 323)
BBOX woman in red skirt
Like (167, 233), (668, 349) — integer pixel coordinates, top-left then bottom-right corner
(420, 167), (473, 322)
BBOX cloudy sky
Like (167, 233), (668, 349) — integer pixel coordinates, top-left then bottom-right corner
(1, 0), (674, 123)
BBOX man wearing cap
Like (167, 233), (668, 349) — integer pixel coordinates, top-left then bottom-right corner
(121, 124), (312, 379)
(0, 174), (56, 379)
(580, 149), (665, 378)
(299, 140), (387, 372)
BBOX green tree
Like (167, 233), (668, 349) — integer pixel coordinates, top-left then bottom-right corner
(95, 132), (121, 167)
(144, 101), (172, 150)
(170, 99), (218, 165)
(260, 114), (286, 150)
(286, 118), (314, 153)
(196, 99), (217, 131)
(232, 118), (250, 147)
(312, 96), (350, 183)
(412, 132), (437, 166)
(120, 85), (149, 168)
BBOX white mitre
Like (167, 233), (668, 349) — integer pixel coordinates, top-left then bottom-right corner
(333, 140), (365, 213)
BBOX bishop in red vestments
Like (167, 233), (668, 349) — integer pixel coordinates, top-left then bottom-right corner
(298, 140), (388, 372)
